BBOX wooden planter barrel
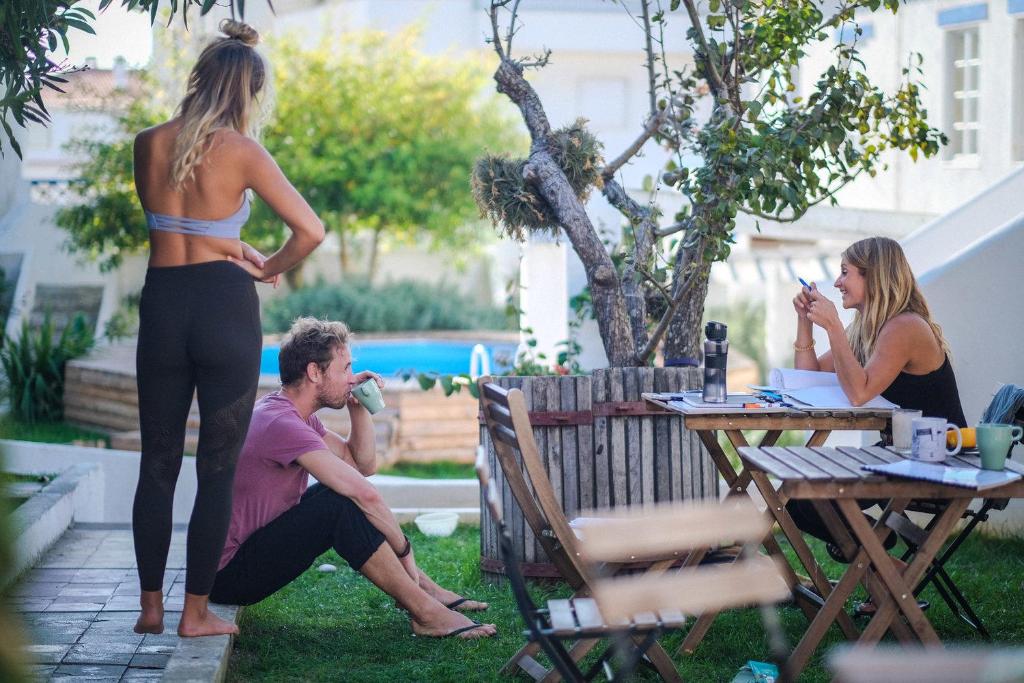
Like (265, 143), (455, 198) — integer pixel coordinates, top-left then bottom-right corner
(479, 367), (718, 579)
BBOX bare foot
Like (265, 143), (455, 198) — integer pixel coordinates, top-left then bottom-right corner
(418, 572), (489, 612)
(134, 590), (164, 634)
(177, 593), (239, 638)
(411, 605), (496, 640)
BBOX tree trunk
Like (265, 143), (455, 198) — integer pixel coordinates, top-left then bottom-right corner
(366, 227), (383, 284)
(283, 263), (305, 291)
(337, 229), (350, 275)
(490, 60), (637, 366)
(662, 248), (711, 365)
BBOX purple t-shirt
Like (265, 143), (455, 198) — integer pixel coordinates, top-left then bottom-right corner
(219, 392), (328, 569)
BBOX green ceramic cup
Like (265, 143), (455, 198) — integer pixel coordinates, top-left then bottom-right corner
(976, 422), (1023, 471)
(352, 378), (385, 414)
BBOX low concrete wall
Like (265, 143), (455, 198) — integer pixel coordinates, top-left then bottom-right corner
(1, 439), (480, 525)
(3, 440), (197, 525)
(4, 462), (102, 588)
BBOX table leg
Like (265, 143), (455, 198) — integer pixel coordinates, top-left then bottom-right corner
(782, 498), (913, 676)
(748, 471), (860, 638)
(856, 498), (972, 645)
(806, 430), (830, 447)
(679, 430), (807, 656)
(812, 499), (916, 644)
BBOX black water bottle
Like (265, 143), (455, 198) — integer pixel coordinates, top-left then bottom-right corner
(702, 321), (728, 403)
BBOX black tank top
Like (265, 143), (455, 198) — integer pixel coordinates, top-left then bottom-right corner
(881, 355), (967, 427)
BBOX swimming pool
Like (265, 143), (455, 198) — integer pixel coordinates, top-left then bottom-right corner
(260, 339), (519, 378)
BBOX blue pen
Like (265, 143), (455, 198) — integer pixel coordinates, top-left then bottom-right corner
(798, 277), (812, 290)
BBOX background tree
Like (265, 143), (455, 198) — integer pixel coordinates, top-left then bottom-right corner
(265, 27), (522, 282)
(474, 0), (946, 367)
(1, 0), (253, 158)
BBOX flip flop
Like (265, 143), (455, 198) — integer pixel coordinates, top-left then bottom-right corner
(412, 619), (490, 639)
(443, 620), (488, 638)
(445, 597), (487, 612)
(853, 599), (929, 617)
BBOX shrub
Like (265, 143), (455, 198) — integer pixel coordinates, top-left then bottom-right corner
(103, 291), (141, 343)
(1, 313), (94, 424)
(262, 280), (511, 333)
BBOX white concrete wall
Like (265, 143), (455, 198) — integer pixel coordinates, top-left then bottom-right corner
(2, 439), (199, 525)
(902, 165), (1024, 275)
(799, 1), (1024, 215)
(917, 214), (1024, 425)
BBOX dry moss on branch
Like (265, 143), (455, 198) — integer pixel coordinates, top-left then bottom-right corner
(472, 119), (603, 240)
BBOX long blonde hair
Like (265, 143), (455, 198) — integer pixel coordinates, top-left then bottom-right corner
(170, 19), (270, 189)
(843, 236), (950, 364)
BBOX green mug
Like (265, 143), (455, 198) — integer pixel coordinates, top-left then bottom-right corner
(352, 378), (385, 414)
(976, 422), (1024, 471)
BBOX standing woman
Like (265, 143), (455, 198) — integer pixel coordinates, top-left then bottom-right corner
(789, 236), (966, 556)
(132, 19), (324, 637)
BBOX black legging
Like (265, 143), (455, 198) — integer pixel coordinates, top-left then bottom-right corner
(210, 484), (386, 606)
(133, 260), (261, 596)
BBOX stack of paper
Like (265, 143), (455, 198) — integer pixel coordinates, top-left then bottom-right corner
(757, 369), (897, 410)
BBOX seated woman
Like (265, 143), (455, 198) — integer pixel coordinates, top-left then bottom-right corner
(788, 236), (966, 568)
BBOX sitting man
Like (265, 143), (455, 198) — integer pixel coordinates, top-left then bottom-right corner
(210, 317), (495, 640)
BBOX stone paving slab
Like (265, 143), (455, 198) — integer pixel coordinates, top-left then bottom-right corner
(13, 524), (240, 682)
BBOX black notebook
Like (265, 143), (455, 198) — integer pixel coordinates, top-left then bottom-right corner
(862, 460), (1022, 491)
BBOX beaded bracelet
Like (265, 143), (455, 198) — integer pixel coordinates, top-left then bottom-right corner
(793, 339), (816, 352)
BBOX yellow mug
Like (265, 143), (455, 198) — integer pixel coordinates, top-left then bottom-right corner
(947, 427), (977, 449)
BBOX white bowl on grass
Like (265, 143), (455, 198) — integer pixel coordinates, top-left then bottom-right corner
(414, 511), (459, 537)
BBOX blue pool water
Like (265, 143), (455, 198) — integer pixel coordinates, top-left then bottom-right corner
(260, 339), (519, 378)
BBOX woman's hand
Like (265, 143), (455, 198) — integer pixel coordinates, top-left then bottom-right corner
(229, 242), (280, 287)
(792, 284), (813, 321)
(806, 287), (842, 334)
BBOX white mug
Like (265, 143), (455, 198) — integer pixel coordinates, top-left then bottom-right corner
(891, 408), (923, 452)
(911, 417), (962, 463)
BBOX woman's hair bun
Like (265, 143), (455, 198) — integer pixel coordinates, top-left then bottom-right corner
(219, 19), (260, 47)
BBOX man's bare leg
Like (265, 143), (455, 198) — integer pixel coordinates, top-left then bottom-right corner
(416, 570), (488, 612)
(359, 543), (496, 639)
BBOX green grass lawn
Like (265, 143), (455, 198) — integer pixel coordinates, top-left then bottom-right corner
(0, 414), (108, 446)
(228, 525), (1024, 682)
(378, 461), (476, 479)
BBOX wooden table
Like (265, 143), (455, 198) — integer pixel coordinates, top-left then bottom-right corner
(641, 395), (891, 654)
(738, 444), (1024, 678)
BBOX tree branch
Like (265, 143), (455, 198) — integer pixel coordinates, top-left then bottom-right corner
(679, 0), (729, 99)
(655, 217), (693, 238)
(641, 0), (658, 117)
(638, 238), (706, 363)
(601, 109), (667, 180)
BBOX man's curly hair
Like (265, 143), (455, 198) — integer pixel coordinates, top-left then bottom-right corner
(278, 317), (351, 386)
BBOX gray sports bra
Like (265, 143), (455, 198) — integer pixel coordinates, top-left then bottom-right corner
(144, 195), (250, 239)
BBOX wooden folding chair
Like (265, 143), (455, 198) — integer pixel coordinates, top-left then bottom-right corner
(889, 388), (1024, 637)
(578, 501), (793, 682)
(475, 451), (687, 683)
(478, 379), (682, 682)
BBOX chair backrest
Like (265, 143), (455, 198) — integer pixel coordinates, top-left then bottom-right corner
(475, 449), (584, 683)
(575, 501), (790, 625)
(478, 377), (590, 588)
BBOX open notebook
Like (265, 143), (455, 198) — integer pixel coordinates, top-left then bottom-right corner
(752, 368), (898, 410)
(862, 460), (1022, 491)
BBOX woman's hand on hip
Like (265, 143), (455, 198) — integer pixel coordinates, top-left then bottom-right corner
(229, 245), (280, 288)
